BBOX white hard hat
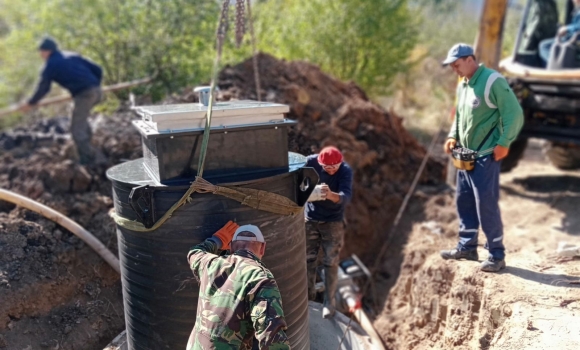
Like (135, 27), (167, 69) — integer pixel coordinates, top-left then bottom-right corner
(232, 225), (265, 243)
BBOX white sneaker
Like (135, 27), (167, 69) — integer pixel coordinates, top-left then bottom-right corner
(322, 305), (335, 319)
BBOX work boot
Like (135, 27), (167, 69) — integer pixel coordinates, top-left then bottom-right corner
(440, 249), (478, 261)
(322, 265), (338, 319)
(480, 256), (506, 272)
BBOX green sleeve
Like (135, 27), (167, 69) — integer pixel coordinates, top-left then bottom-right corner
(250, 280), (290, 350)
(490, 78), (524, 148)
(187, 238), (221, 280)
(448, 107), (459, 140)
(448, 80), (463, 140)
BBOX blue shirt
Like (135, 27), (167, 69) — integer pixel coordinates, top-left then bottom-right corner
(304, 154), (353, 222)
(562, 9), (580, 41)
(28, 50), (102, 105)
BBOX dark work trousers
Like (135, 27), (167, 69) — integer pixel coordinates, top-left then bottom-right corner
(456, 155), (505, 260)
(71, 86), (102, 164)
(305, 221), (344, 307)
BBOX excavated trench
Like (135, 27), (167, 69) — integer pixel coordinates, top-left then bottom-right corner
(0, 54), (447, 349)
(373, 140), (580, 350)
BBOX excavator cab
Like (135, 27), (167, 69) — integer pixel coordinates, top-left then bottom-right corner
(499, 0), (580, 171)
(514, 0), (578, 68)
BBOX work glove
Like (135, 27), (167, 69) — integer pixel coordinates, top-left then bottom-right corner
(307, 184), (327, 202)
(212, 220), (240, 250)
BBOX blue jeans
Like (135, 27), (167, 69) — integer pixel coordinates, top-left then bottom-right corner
(455, 155), (505, 260)
(539, 38), (554, 65)
(539, 33), (577, 65)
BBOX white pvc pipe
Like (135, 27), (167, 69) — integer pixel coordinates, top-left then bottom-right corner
(343, 293), (386, 350)
(353, 309), (385, 350)
(0, 76), (152, 118)
(0, 188), (120, 274)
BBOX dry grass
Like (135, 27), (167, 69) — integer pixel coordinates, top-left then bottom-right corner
(378, 47), (458, 145)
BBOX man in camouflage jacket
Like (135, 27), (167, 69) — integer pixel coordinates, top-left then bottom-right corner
(187, 221), (290, 350)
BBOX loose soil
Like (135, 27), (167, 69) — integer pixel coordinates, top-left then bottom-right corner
(0, 111), (141, 349)
(216, 53), (445, 259)
(1, 54), (444, 349)
(2, 54), (578, 350)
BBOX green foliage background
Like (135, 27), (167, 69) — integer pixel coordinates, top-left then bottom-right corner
(0, 0), (420, 110)
(2, 0), (529, 115)
(253, 0), (417, 95)
(0, 0), (220, 107)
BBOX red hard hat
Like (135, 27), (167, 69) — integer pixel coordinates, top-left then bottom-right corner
(318, 146), (343, 166)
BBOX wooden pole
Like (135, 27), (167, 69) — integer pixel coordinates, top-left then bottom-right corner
(0, 76), (151, 118)
(474, 0), (509, 70)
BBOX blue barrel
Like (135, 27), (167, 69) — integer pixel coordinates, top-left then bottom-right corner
(107, 156), (316, 349)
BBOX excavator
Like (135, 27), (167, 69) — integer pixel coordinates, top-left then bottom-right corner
(474, 0), (580, 172)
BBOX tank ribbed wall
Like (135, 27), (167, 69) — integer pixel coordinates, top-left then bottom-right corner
(108, 161), (310, 350)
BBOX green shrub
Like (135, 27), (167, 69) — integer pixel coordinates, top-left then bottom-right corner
(253, 0), (418, 96)
(0, 0), (422, 108)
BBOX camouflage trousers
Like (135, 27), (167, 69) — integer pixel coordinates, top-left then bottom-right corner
(305, 221), (344, 307)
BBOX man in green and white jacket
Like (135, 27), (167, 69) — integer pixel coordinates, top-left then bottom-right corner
(441, 43), (524, 272)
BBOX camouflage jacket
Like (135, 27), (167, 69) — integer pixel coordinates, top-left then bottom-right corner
(187, 239), (291, 350)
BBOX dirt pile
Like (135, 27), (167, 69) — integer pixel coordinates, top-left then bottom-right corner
(373, 192), (490, 349)
(0, 110), (141, 349)
(176, 53), (445, 258)
(1, 54), (446, 349)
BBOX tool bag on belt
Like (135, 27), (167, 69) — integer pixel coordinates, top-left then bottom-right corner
(451, 116), (498, 171)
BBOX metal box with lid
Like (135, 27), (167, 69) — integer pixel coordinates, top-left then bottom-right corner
(132, 97), (294, 185)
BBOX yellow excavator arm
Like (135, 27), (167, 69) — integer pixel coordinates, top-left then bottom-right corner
(475, 0), (510, 69)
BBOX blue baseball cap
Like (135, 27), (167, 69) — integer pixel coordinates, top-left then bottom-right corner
(442, 43), (474, 66)
(38, 37), (58, 51)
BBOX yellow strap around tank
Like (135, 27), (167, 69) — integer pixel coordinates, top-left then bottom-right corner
(110, 177), (303, 232)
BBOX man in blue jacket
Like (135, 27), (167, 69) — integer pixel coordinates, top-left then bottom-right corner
(21, 37), (103, 164)
(305, 146), (353, 319)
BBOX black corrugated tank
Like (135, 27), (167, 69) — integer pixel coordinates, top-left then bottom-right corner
(107, 158), (315, 349)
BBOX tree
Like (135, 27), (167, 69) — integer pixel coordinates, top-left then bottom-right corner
(0, 0), (423, 107)
(253, 0), (418, 95)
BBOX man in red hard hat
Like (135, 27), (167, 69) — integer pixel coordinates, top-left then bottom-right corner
(305, 146), (353, 319)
